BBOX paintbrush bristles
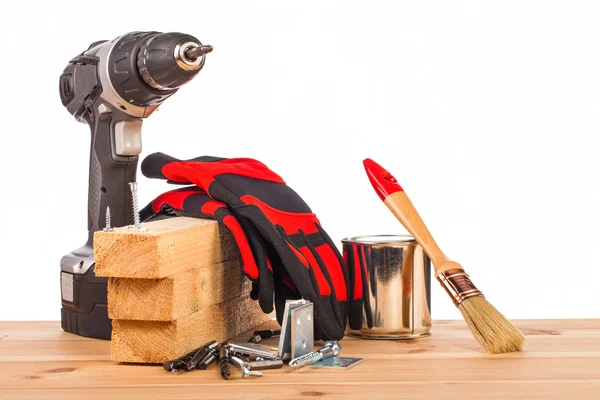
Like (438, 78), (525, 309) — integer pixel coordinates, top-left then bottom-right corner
(458, 295), (525, 354)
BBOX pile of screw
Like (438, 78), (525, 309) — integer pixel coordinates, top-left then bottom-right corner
(163, 341), (219, 372)
(163, 340), (283, 380)
(163, 334), (342, 380)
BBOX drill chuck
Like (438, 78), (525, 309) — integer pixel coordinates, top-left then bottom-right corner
(137, 32), (210, 91)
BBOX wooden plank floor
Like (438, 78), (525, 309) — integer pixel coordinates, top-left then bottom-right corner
(1, 319), (599, 399)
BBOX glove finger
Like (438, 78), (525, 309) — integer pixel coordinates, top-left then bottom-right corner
(308, 223), (349, 325)
(254, 238), (300, 325)
(161, 160), (284, 192)
(250, 282), (259, 301)
(142, 153), (275, 185)
(273, 270), (302, 327)
(141, 152), (227, 181)
(286, 225), (348, 330)
(296, 230), (343, 329)
(141, 153), (183, 181)
(276, 226), (345, 341)
(232, 212), (275, 314)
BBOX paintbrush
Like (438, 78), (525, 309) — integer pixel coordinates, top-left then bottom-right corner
(363, 158), (525, 354)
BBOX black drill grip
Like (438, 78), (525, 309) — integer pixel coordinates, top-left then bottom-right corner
(86, 114), (138, 245)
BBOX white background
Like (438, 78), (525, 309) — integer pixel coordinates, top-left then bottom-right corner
(0, 1), (598, 322)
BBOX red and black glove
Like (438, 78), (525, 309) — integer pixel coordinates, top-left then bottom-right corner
(140, 185), (303, 328)
(139, 186), (275, 314)
(141, 153), (348, 341)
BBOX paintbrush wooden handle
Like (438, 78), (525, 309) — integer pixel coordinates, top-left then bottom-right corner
(363, 159), (459, 275)
(383, 191), (447, 268)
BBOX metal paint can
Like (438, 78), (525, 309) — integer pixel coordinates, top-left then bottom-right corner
(342, 235), (432, 339)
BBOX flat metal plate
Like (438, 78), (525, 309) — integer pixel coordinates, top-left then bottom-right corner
(290, 303), (314, 360)
(310, 357), (364, 369)
(277, 299), (308, 360)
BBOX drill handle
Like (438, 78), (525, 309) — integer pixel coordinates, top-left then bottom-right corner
(86, 112), (140, 246)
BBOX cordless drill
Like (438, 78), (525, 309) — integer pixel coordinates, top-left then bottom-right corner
(59, 32), (212, 339)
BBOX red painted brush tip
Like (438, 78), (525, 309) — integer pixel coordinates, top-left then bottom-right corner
(363, 158), (403, 201)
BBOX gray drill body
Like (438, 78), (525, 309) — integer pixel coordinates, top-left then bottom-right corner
(59, 31), (211, 340)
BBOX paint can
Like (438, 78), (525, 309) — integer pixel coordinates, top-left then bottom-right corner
(342, 235), (432, 339)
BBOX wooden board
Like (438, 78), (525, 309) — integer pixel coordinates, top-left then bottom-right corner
(111, 293), (273, 363)
(108, 259), (251, 321)
(94, 217), (239, 279)
(2, 319), (600, 399)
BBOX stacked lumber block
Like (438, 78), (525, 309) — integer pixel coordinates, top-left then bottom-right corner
(94, 217), (273, 363)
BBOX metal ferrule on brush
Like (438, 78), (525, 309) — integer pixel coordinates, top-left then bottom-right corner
(436, 269), (483, 307)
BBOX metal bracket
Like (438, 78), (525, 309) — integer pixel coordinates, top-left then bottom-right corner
(290, 303), (314, 360)
(277, 300), (314, 361)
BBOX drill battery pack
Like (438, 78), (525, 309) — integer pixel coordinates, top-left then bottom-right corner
(60, 264), (111, 340)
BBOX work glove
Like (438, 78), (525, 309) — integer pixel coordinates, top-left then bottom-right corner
(140, 185), (299, 322)
(139, 186), (274, 314)
(141, 153), (348, 341)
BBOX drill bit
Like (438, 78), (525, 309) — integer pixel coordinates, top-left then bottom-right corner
(185, 45), (213, 60)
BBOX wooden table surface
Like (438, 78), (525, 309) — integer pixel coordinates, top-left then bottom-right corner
(1, 319), (599, 399)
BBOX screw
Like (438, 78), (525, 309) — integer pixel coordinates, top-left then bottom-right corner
(230, 355), (263, 379)
(249, 359), (283, 370)
(248, 334), (262, 344)
(163, 359), (186, 372)
(128, 182), (141, 230)
(241, 367), (263, 379)
(219, 346), (231, 380)
(225, 342), (278, 360)
(163, 347), (204, 372)
(197, 353), (217, 370)
(103, 206), (113, 231)
(186, 341), (218, 371)
(289, 341), (341, 369)
(253, 329), (281, 339)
